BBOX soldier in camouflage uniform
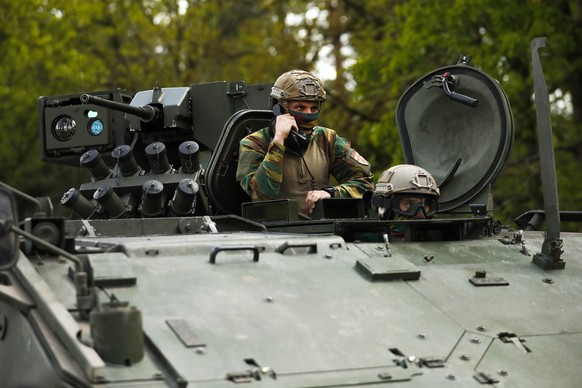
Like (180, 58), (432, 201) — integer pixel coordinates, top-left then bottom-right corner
(371, 164), (440, 240)
(236, 69), (374, 219)
(371, 164), (440, 220)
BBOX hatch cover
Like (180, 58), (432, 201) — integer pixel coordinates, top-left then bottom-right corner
(396, 62), (513, 213)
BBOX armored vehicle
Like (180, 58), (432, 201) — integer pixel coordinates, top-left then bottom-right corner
(1, 37), (581, 387)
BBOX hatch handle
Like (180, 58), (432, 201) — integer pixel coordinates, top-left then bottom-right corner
(441, 73), (478, 107)
(276, 241), (317, 254)
(438, 158), (462, 189)
(209, 245), (259, 264)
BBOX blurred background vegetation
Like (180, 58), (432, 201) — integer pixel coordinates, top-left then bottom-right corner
(1, 0), (580, 229)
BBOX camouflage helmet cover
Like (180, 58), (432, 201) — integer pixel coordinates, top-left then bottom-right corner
(270, 69), (327, 109)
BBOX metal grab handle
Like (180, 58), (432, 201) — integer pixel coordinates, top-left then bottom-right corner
(438, 158), (462, 190)
(275, 242), (317, 254)
(209, 245), (259, 264)
(441, 73), (478, 107)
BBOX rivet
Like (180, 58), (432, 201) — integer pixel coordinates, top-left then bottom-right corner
(477, 325), (487, 332)
(446, 374), (456, 380)
(417, 333), (427, 339)
(498, 370), (509, 376)
(195, 347), (206, 354)
(460, 354), (471, 361)
(470, 337), (482, 344)
(265, 297), (274, 303)
(323, 254), (333, 259)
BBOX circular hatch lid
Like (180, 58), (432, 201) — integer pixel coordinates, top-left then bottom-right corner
(395, 63), (514, 212)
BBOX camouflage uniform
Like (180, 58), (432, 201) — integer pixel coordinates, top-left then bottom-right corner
(236, 125), (374, 216)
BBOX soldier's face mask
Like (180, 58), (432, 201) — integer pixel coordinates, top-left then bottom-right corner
(287, 100), (321, 129)
(391, 194), (438, 218)
(289, 110), (319, 127)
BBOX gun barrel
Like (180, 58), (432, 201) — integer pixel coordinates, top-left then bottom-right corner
(80, 93), (158, 122)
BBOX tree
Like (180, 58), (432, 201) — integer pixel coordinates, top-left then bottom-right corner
(336, 0), (582, 225)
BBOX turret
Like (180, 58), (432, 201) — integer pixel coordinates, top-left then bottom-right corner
(38, 81), (273, 219)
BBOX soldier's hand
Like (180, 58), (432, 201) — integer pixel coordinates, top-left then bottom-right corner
(273, 114), (297, 145)
(305, 190), (331, 214)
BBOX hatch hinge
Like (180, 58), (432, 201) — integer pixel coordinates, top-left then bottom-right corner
(498, 332), (531, 353)
(226, 369), (261, 384)
(226, 359), (277, 384)
(226, 368), (276, 384)
(474, 371), (499, 384)
(390, 348), (445, 369)
(418, 357), (445, 368)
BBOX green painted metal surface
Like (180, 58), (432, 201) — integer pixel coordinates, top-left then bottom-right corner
(17, 230), (581, 386)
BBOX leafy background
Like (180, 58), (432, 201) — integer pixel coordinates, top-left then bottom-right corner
(1, 0), (580, 230)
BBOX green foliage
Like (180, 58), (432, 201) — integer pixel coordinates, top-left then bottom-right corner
(342, 0), (582, 227)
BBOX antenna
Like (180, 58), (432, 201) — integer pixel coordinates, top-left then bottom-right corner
(530, 37), (564, 270)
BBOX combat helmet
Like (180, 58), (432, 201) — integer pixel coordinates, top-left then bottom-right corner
(372, 164), (440, 219)
(270, 70), (327, 110)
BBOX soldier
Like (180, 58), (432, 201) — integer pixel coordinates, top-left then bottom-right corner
(371, 164), (440, 240)
(236, 69), (374, 218)
(371, 164), (440, 221)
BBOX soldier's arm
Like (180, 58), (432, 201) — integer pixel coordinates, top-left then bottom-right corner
(328, 134), (374, 198)
(236, 137), (286, 201)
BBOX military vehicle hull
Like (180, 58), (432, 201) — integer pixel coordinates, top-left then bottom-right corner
(1, 220), (582, 387)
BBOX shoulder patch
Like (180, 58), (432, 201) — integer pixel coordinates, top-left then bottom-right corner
(350, 149), (369, 166)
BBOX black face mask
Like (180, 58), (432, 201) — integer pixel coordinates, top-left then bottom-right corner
(289, 110), (319, 128)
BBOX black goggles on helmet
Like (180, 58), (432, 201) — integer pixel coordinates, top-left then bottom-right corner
(391, 194), (438, 217)
(373, 194), (438, 218)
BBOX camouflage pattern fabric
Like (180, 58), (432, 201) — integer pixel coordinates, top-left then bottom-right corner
(236, 126), (374, 202)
